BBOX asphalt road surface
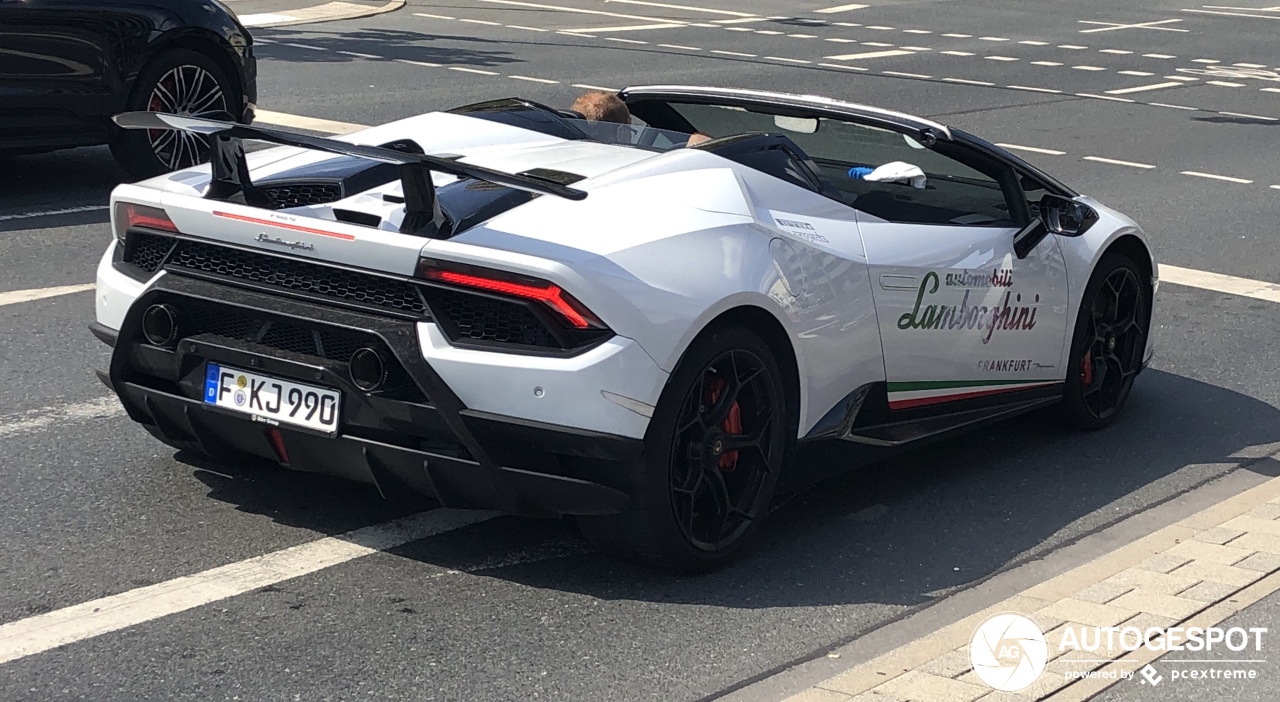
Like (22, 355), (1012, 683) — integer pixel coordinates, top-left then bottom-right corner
(2, 0), (1279, 700)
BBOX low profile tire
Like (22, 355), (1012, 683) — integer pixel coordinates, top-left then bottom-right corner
(110, 48), (236, 179)
(1059, 252), (1150, 431)
(579, 324), (794, 573)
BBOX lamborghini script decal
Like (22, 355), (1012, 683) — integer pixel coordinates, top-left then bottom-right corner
(897, 271), (1039, 344)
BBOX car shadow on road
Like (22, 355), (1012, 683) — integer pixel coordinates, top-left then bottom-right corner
(188, 368), (1280, 613)
(0, 147), (121, 231)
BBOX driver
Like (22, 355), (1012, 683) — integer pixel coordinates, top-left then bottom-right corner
(570, 91), (631, 124)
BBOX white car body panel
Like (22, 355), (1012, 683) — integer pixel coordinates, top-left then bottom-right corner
(95, 88), (1158, 447)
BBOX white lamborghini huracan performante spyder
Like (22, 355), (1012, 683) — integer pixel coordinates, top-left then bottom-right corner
(92, 87), (1157, 571)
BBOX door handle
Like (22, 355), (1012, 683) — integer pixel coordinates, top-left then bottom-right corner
(879, 274), (919, 290)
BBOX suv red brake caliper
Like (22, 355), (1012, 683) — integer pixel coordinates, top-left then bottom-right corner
(705, 376), (743, 471)
(1081, 350), (1094, 387)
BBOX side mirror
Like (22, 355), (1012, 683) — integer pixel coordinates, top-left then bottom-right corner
(1039, 194), (1097, 236)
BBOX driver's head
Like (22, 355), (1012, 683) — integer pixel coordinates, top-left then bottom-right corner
(570, 91), (631, 124)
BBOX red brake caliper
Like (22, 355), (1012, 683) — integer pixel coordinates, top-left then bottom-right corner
(705, 376), (743, 471)
(1081, 349), (1094, 387)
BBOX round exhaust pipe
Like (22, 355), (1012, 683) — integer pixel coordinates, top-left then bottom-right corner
(141, 304), (180, 347)
(349, 347), (387, 391)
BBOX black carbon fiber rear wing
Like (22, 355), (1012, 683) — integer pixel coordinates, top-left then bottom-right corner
(113, 112), (588, 236)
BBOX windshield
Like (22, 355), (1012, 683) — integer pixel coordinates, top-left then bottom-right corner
(566, 116), (699, 152)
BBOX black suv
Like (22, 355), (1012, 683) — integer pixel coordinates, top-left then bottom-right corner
(0, 0), (257, 178)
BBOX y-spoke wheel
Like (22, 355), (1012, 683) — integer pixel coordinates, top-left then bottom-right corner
(111, 49), (238, 179)
(1060, 253), (1151, 430)
(669, 348), (780, 552)
(577, 323), (794, 572)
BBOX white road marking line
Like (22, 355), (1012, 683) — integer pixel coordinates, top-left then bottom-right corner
(711, 50), (757, 57)
(507, 24), (548, 31)
(787, 33), (817, 38)
(605, 0), (756, 16)
(1105, 81), (1185, 94)
(714, 17), (769, 24)
(1234, 62), (1269, 68)
(1079, 18), (1187, 32)
(860, 41), (895, 47)
(979, 36), (1009, 41)
(833, 22), (861, 27)
(866, 25), (894, 30)
(1208, 80), (1247, 87)
(281, 42), (325, 50)
(0, 396), (125, 439)
(943, 77), (995, 86)
(1119, 70), (1156, 76)
(1182, 170), (1253, 183)
(1161, 265), (1280, 304)
(395, 58), (442, 67)
(1193, 58), (1222, 64)
(818, 62), (868, 71)
(572, 83), (617, 91)
(814, 2), (869, 12)
(250, 110), (366, 134)
(1262, 87), (1280, 93)
(1060, 44), (1088, 49)
(824, 37), (858, 42)
(725, 26), (756, 31)
(449, 66), (500, 75)
(1083, 156), (1156, 169)
(1077, 92), (1135, 102)
(1072, 65), (1107, 71)
(239, 13), (295, 26)
(458, 18), (501, 25)
(941, 33), (972, 38)
(903, 29), (932, 34)
(0, 283), (95, 308)
(474, 0), (684, 24)
(1150, 102), (1199, 110)
(509, 75), (559, 83)
(1007, 85), (1063, 94)
(767, 56), (812, 63)
(986, 56), (1019, 61)
(1272, 185), (1280, 190)
(657, 43), (701, 50)
(0, 509), (495, 665)
(556, 30), (596, 36)
(412, 12), (455, 19)
(1031, 60), (1064, 66)
(883, 70), (932, 78)
(826, 49), (913, 60)
(902, 46), (931, 51)
(755, 29), (784, 34)
(606, 36), (648, 43)
(0, 205), (107, 222)
(941, 50), (976, 56)
(1144, 53), (1177, 58)
(1099, 48), (1133, 54)
(1166, 75), (1199, 81)
(997, 143), (1067, 155)
(1019, 40), (1050, 45)
(568, 22), (681, 31)
(336, 50), (379, 58)
(1219, 111), (1279, 120)
(1183, 8), (1280, 19)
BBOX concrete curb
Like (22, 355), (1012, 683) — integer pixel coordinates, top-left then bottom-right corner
(240, 0), (404, 29)
(767, 457), (1280, 702)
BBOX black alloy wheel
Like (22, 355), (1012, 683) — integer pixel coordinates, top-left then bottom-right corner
(578, 324), (793, 572)
(1060, 253), (1150, 429)
(111, 49), (236, 179)
(669, 348), (782, 553)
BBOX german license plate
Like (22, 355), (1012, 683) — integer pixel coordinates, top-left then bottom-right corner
(203, 363), (341, 433)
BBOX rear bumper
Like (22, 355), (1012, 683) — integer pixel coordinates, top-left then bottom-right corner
(96, 274), (645, 516)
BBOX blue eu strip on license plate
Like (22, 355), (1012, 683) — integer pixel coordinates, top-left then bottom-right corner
(203, 362), (342, 433)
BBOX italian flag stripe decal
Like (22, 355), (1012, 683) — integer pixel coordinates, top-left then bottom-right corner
(886, 379), (1062, 410)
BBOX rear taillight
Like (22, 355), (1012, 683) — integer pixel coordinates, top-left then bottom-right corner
(114, 202), (177, 243)
(416, 258), (606, 331)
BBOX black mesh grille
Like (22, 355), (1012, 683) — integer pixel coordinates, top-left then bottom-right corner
(185, 303), (363, 362)
(262, 182), (343, 209)
(123, 232), (175, 273)
(168, 240), (427, 315)
(429, 288), (557, 347)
